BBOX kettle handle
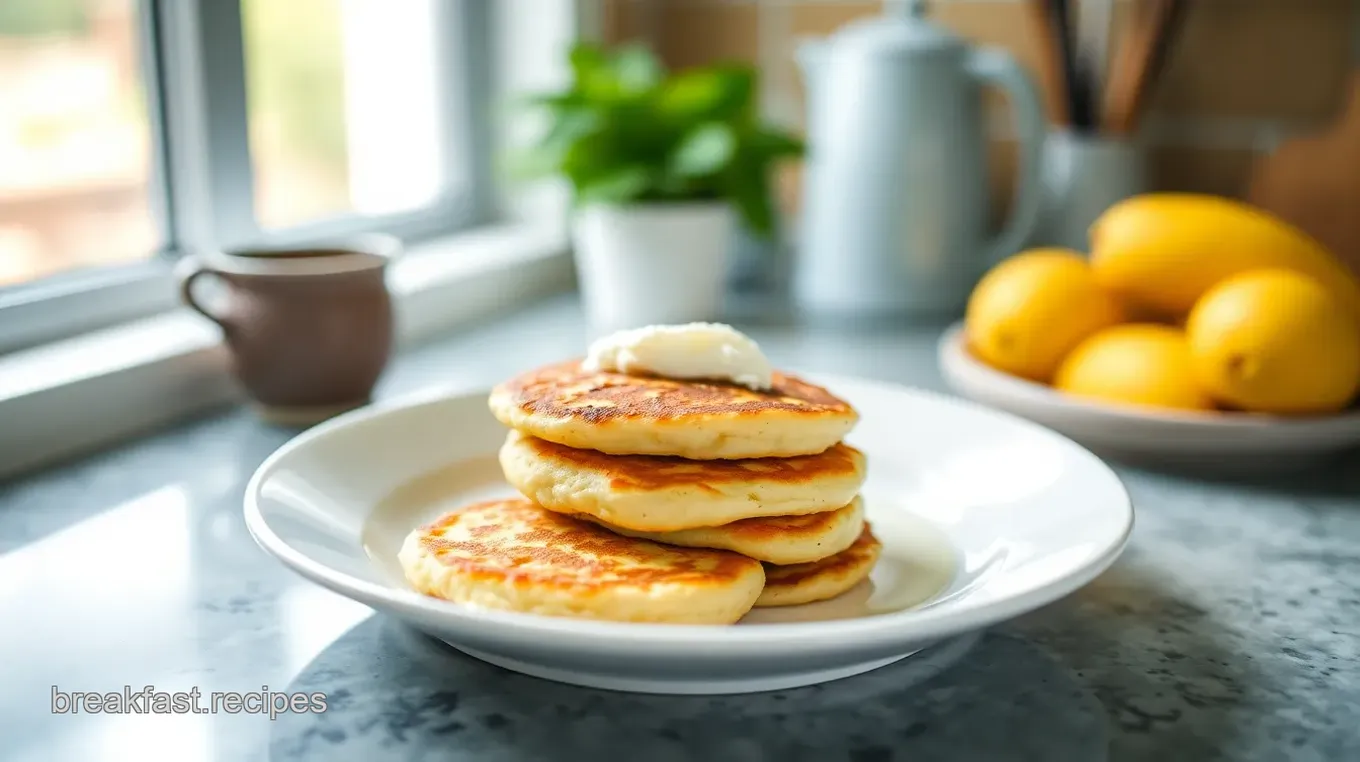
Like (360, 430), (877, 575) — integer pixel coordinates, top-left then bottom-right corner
(967, 47), (1046, 266)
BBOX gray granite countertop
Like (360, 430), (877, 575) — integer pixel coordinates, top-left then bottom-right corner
(2, 295), (1358, 762)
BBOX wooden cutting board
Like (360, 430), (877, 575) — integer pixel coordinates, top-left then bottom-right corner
(1248, 71), (1360, 279)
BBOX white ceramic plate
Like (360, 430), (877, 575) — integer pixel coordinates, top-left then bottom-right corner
(244, 374), (1133, 695)
(938, 323), (1360, 469)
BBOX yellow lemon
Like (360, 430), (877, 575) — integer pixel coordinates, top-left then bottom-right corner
(1185, 269), (1360, 415)
(1054, 324), (1214, 412)
(965, 248), (1124, 383)
(1089, 193), (1360, 324)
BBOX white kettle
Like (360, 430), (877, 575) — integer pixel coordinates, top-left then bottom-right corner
(795, 0), (1046, 319)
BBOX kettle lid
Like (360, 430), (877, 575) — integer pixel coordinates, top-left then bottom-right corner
(829, 0), (965, 56)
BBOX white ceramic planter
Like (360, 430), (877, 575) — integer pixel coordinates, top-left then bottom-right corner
(572, 202), (735, 334)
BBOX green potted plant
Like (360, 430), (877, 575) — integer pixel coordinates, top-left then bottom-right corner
(510, 42), (804, 333)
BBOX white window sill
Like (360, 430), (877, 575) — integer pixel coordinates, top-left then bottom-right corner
(0, 223), (574, 481)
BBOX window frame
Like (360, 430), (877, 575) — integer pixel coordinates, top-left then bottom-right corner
(0, 0), (495, 355)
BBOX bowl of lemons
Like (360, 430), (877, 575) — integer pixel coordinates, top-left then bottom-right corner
(939, 192), (1360, 470)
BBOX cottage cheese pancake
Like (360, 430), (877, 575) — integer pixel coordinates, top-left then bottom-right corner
(488, 360), (858, 459)
(499, 429), (866, 531)
(754, 525), (883, 608)
(398, 498), (765, 624)
(593, 497), (865, 565)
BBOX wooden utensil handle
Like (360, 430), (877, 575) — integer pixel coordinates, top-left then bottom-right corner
(1103, 0), (1185, 135)
(1024, 0), (1073, 126)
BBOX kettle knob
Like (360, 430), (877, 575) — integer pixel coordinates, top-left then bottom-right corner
(884, 0), (927, 18)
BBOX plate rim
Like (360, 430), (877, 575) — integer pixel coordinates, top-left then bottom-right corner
(938, 322), (1360, 432)
(243, 372), (1135, 654)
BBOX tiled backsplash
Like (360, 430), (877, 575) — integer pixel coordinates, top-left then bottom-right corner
(598, 0), (1360, 272)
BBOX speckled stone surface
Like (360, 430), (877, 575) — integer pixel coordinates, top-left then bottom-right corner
(2, 295), (1358, 762)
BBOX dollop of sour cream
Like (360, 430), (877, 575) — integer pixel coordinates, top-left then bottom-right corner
(581, 322), (774, 391)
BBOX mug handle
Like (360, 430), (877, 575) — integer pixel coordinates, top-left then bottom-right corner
(175, 256), (229, 328)
(967, 47), (1046, 265)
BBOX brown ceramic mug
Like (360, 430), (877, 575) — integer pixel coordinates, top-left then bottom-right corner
(176, 234), (400, 425)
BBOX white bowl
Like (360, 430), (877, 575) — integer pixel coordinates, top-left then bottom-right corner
(938, 322), (1360, 469)
(244, 373), (1133, 695)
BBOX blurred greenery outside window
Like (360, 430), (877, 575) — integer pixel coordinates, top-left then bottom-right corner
(0, 0), (154, 287)
(242, 0), (446, 229)
(0, 0), (91, 36)
(242, 0), (351, 227)
(0, 0), (447, 290)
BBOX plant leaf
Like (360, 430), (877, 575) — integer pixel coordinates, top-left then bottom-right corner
(724, 145), (775, 237)
(670, 122), (736, 178)
(657, 66), (754, 122)
(502, 104), (602, 181)
(578, 165), (654, 205)
(654, 169), (691, 198)
(571, 43), (631, 102)
(536, 108), (601, 155)
(569, 43), (609, 84)
(561, 127), (618, 177)
(751, 125), (805, 159)
(611, 43), (664, 94)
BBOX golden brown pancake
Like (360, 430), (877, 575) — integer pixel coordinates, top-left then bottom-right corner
(487, 360), (858, 459)
(754, 524), (883, 607)
(499, 429), (866, 531)
(397, 498), (765, 624)
(589, 497), (866, 565)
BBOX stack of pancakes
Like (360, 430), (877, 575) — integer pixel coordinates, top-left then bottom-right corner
(399, 360), (879, 624)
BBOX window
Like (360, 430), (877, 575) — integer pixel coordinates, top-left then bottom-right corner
(0, 0), (488, 354)
(0, 0), (159, 288)
(241, 0), (451, 229)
